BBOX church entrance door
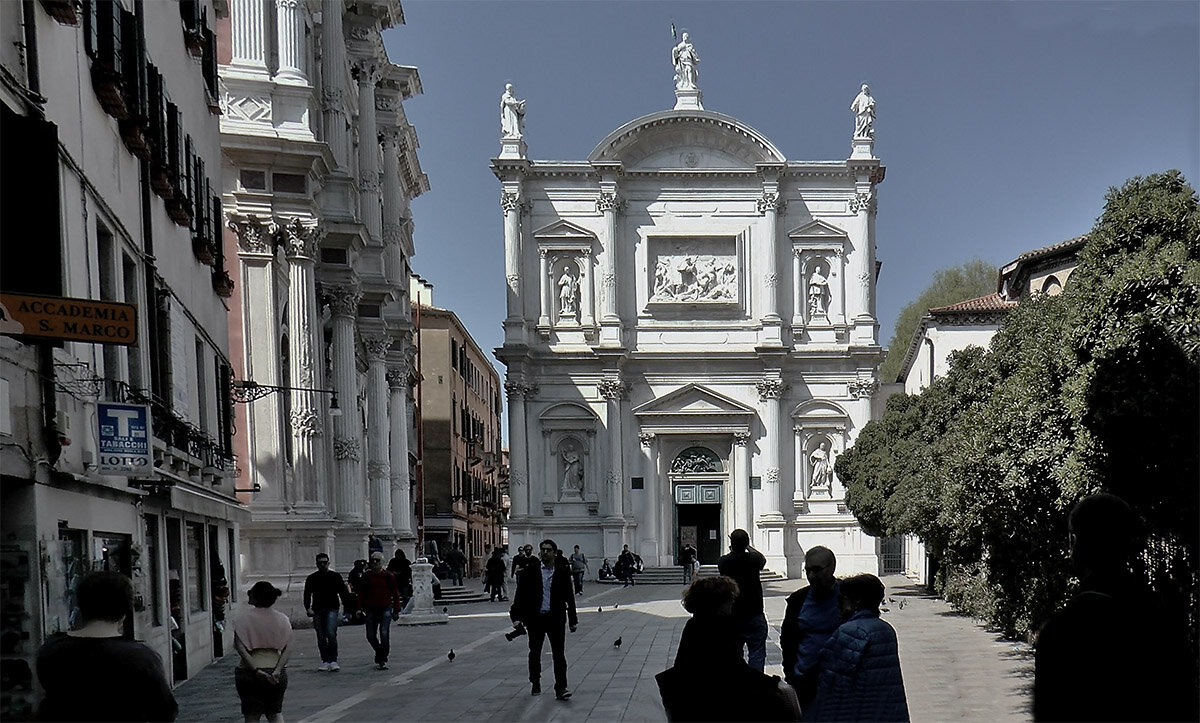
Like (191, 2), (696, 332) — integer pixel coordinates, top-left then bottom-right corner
(677, 503), (722, 565)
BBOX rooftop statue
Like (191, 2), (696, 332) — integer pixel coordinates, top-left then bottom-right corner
(672, 32), (699, 91)
(851, 84), (875, 140)
(500, 83), (525, 139)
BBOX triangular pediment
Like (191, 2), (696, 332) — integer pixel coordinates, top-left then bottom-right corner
(633, 384), (755, 418)
(788, 219), (848, 239)
(533, 219), (597, 241)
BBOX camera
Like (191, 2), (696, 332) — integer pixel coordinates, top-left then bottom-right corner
(505, 622), (527, 641)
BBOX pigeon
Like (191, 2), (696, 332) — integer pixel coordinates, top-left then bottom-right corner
(448, 649), (455, 662)
(881, 606), (890, 613)
(614, 603), (619, 609)
(613, 636), (622, 648)
(443, 607), (449, 613)
(888, 597), (896, 604)
(898, 600), (907, 610)
(598, 606), (603, 613)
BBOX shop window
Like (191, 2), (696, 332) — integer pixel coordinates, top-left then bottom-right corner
(186, 522), (206, 613)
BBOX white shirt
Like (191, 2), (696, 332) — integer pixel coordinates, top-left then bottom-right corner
(540, 563), (555, 613)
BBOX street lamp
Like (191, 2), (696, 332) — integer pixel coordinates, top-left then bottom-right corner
(229, 379), (342, 416)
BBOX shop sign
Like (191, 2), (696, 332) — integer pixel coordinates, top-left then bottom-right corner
(97, 402), (153, 475)
(0, 292), (137, 346)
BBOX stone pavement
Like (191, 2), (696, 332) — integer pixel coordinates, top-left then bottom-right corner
(173, 575), (1032, 722)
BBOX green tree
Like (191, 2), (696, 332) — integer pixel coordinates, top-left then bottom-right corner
(879, 259), (996, 382)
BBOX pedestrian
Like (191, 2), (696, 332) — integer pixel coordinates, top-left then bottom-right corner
(498, 546), (512, 601)
(569, 545), (589, 595)
(367, 534), (384, 557)
(598, 559), (614, 580)
(805, 573), (909, 722)
(446, 544), (467, 587)
(233, 581), (293, 723)
(717, 529), (767, 671)
(357, 551), (401, 670)
(36, 570), (178, 722)
(511, 544), (534, 578)
(779, 546), (839, 710)
(617, 544), (637, 587)
(1033, 493), (1192, 722)
(510, 539), (579, 700)
(679, 542), (698, 584)
(303, 553), (351, 672)
(486, 547), (508, 601)
(386, 549), (413, 609)
(656, 575), (801, 722)
(345, 559), (366, 622)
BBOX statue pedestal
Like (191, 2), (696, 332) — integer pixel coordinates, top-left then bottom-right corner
(499, 136), (527, 160)
(674, 88), (703, 111)
(850, 138), (875, 160)
(396, 561), (448, 626)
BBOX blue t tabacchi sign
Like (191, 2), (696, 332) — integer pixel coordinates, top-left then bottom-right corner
(97, 402), (153, 476)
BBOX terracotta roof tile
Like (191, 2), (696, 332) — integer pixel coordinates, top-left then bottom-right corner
(929, 293), (1018, 314)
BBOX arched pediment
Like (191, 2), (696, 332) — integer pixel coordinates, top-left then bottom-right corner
(791, 399), (849, 421)
(540, 402), (600, 432)
(588, 111), (786, 170)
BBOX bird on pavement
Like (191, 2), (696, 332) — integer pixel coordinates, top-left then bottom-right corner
(448, 649), (455, 661)
(613, 636), (622, 648)
(888, 597), (896, 604)
(898, 599), (907, 610)
(443, 607), (448, 613)
(598, 606), (602, 613)
(614, 603), (619, 609)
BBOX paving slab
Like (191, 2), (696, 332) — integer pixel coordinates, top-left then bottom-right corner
(172, 575), (1032, 722)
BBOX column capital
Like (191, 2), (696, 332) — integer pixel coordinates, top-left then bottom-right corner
(849, 378), (880, 399)
(290, 409), (323, 438)
(756, 378), (788, 400)
(321, 86), (343, 111)
(639, 431), (655, 448)
(229, 214), (275, 255)
(733, 431), (752, 446)
(597, 377), (629, 401)
(278, 217), (323, 260)
(323, 284), (361, 318)
(500, 191), (521, 214)
(362, 334), (392, 361)
(756, 191), (785, 215)
(504, 380), (537, 399)
(849, 191), (876, 214)
(352, 59), (381, 85)
(379, 125), (403, 147)
(596, 191), (624, 214)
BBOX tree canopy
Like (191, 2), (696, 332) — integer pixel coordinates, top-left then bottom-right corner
(879, 259), (996, 383)
(839, 171), (1199, 653)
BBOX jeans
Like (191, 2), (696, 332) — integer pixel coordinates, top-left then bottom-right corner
(572, 571), (584, 594)
(363, 606), (393, 664)
(682, 563), (695, 584)
(451, 567), (464, 587)
(313, 608), (340, 663)
(733, 612), (768, 672)
(526, 613), (569, 693)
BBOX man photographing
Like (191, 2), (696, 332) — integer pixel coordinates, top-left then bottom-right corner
(510, 539), (578, 700)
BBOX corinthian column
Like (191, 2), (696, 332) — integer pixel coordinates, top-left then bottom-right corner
(388, 356), (414, 539)
(354, 60), (382, 241)
(229, 0), (269, 73)
(501, 191), (522, 324)
(596, 188), (622, 347)
(274, 0), (306, 83)
(849, 190), (877, 344)
(320, 0), (348, 168)
(505, 380), (530, 518)
(758, 185), (784, 346)
(281, 220), (326, 509)
(326, 284), (364, 522)
(756, 377), (787, 522)
(363, 334), (392, 528)
(380, 126), (404, 282)
(598, 377), (627, 519)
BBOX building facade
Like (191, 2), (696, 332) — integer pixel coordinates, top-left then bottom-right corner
(1, 0), (247, 703)
(218, 0), (427, 608)
(412, 279), (505, 575)
(494, 52), (886, 577)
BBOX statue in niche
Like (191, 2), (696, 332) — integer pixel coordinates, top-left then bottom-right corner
(851, 84), (875, 140)
(500, 83), (525, 139)
(557, 267), (578, 317)
(561, 443), (583, 495)
(672, 32), (699, 90)
(651, 254), (737, 302)
(808, 265), (830, 317)
(810, 441), (833, 494)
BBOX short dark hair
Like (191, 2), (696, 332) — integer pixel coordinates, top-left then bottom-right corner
(839, 573), (886, 611)
(316, 553), (330, 562)
(1070, 493), (1142, 565)
(76, 571), (133, 623)
(539, 539), (558, 552)
(248, 581), (283, 608)
(729, 528), (750, 550)
(682, 575), (740, 615)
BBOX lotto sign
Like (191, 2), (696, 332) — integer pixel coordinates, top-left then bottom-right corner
(97, 403), (153, 475)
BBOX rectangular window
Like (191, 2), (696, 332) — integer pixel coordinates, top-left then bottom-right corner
(227, 528), (237, 602)
(144, 515), (162, 626)
(194, 338), (208, 434)
(122, 253), (143, 388)
(186, 522), (206, 613)
(238, 169), (266, 191)
(271, 173), (306, 194)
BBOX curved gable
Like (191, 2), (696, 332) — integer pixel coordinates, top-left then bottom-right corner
(588, 111), (786, 170)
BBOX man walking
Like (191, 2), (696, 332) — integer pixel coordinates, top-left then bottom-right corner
(511, 539), (579, 700)
(357, 551), (401, 670)
(569, 545), (589, 595)
(779, 545), (839, 709)
(446, 544), (467, 587)
(679, 542), (698, 584)
(304, 553), (351, 672)
(717, 529), (767, 672)
(511, 544), (534, 579)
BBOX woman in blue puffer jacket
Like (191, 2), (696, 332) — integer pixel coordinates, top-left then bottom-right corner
(805, 574), (909, 722)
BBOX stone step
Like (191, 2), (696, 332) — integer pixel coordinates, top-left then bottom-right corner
(598, 565), (787, 584)
(436, 584), (493, 604)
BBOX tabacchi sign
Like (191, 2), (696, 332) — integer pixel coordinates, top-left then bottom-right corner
(0, 292), (137, 346)
(97, 403), (153, 475)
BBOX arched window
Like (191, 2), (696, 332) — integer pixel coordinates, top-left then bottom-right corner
(1041, 275), (1063, 296)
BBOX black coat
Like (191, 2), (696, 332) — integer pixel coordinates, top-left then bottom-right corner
(510, 558), (578, 627)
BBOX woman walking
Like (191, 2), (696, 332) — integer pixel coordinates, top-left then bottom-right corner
(234, 581), (293, 723)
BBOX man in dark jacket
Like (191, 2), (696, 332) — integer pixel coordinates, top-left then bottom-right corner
(780, 545), (839, 709)
(717, 528), (767, 671)
(304, 553), (351, 672)
(510, 539), (579, 700)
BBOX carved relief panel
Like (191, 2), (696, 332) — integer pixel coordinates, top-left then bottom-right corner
(644, 236), (744, 314)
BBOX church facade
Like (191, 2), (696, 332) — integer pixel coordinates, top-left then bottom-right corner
(494, 53), (886, 577)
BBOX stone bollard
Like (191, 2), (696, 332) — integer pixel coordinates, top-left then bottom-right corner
(396, 560), (449, 625)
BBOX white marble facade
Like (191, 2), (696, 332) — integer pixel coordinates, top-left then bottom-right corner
(495, 61), (886, 578)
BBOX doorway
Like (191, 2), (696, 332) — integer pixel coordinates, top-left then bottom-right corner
(677, 504), (722, 565)
(880, 535), (904, 575)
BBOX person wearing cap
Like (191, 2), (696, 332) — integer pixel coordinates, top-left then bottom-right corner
(233, 581), (293, 723)
(357, 551), (401, 670)
(36, 571), (178, 722)
(304, 553), (351, 672)
(717, 528), (768, 671)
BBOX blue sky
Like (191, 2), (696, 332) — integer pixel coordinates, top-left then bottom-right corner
(384, 1), (1199, 389)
